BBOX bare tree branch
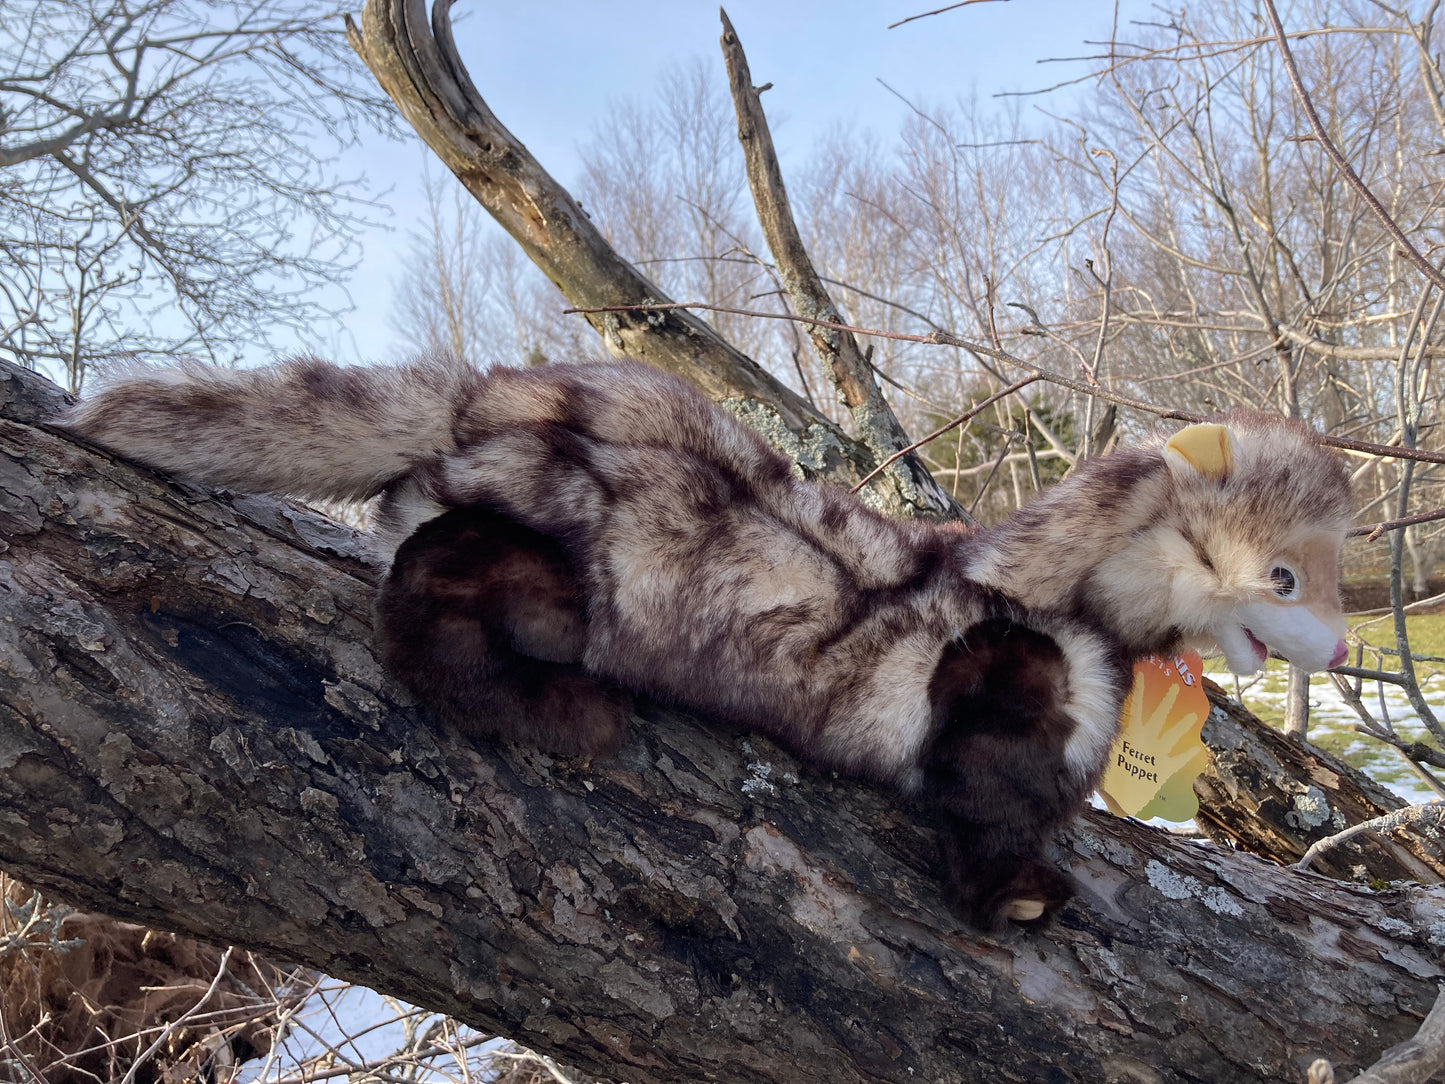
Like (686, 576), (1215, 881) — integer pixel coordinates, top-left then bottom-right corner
(564, 299), (1445, 468)
(886, 0), (1007, 32)
(1296, 802), (1445, 872)
(345, 0), (948, 511)
(717, 10), (962, 519)
(850, 375), (1041, 494)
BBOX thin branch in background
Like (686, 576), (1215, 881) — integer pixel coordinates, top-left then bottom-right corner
(887, 0), (1007, 32)
(719, 10), (961, 518)
(1351, 506), (1445, 539)
(1296, 803), (1445, 872)
(1023, 407), (1044, 492)
(952, 422), (967, 499)
(117, 951), (234, 1084)
(1329, 663), (1445, 798)
(983, 274), (1003, 351)
(1330, 665), (1410, 687)
(850, 375), (1041, 493)
(561, 299), (1205, 415)
(1360, 644), (1445, 665)
(561, 300), (1445, 468)
(1079, 143), (1120, 459)
(968, 437), (1015, 518)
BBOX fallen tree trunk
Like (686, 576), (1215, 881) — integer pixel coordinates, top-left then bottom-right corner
(3, 363), (1445, 1084)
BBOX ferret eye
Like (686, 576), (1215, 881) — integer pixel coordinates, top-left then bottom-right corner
(1270, 564), (1301, 600)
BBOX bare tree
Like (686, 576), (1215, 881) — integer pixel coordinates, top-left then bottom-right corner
(0, 0), (396, 392)
(391, 166), (498, 364)
(390, 167), (602, 369)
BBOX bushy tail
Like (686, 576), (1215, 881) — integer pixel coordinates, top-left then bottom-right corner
(59, 356), (480, 502)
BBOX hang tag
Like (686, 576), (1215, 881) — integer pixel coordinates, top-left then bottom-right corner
(1097, 651), (1210, 822)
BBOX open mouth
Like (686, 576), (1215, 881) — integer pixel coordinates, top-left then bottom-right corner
(1243, 628), (1269, 668)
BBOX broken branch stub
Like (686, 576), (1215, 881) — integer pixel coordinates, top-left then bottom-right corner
(717, 10), (963, 519)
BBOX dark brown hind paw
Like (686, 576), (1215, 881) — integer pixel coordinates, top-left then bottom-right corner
(996, 861), (1074, 929)
(946, 860), (1075, 933)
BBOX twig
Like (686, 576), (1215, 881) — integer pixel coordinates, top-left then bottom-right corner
(718, 10), (959, 517)
(1328, 665), (1409, 687)
(850, 376), (1041, 494)
(1351, 505), (1445, 540)
(983, 274), (1002, 352)
(968, 437), (1015, 518)
(887, 0), (1006, 32)
(1023, 407), (1044, 493)
(1357, 644), (1445, 664)
(1295, 803), (1445, 872)
(1387, 746), (1445, 801)
(486, 1045), (579, 1084)
(1348, 590), (1445, 617)
(118, 947), (234, 1084)
(1081, 145), (1120, 461)
(344, 0), (832, 445)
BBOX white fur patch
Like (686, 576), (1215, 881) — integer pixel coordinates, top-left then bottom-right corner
(1213, 622), (1264, 675)
(1053, 628), (1124, 779)
(375, 480), (447, 556)
(823, 635), (938, 786)
(962, 542), (1006, 591)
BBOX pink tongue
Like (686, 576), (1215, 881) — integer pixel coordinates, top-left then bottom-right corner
(1245, 629), (1268, 667)
(1329, 640), (1348, 669)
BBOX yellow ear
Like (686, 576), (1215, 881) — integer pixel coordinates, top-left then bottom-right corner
(1164, 423), (1234, 481)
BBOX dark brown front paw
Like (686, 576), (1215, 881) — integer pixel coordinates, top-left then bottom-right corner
(946, 859), (1075, 933)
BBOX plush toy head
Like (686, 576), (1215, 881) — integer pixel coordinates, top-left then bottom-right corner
(1162, 420), (1351, 675)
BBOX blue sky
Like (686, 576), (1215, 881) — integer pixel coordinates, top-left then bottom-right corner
(312, 1), (1156, 365)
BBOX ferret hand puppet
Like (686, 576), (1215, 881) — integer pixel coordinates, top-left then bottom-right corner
(61, 357), (1353, 930)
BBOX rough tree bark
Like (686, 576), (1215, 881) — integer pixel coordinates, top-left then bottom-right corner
(1199, 686), (1445, 885)
(3, 360), (1445, 1084)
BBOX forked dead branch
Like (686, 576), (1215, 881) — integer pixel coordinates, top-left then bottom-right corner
(341, 0), (952, 522)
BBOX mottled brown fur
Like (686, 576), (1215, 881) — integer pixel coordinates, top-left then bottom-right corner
(60, 356), (1353, 931)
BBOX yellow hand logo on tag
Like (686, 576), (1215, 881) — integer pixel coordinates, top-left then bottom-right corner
(1098, 651), (1210, 822)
